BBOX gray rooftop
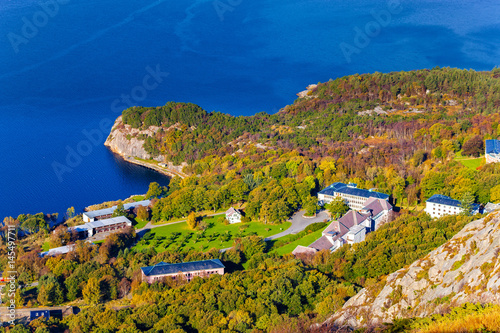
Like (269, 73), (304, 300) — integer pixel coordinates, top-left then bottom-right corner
(319, 182), (389, 200)
(83, 200), (151, 219)
(141, 259), (225, 277)
(41, 241), (94, 257)
(309, 236), (335, 251)
(426, 194), (461, 207)
(361, 197), (393, 217)
(42, 244), (74, 257)
(347, 224), (366, 234)
(86, 216), (131, 229)
(69, 216), (131, 232)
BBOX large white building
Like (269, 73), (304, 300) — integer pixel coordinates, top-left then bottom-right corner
(141, 259), (225, 284)
(425, 194), (462, 218)
(317, 182), (389, 210)
(299, 198), (393, 254)
(425, 194), (482, 218)
(69, 216), (132, 238)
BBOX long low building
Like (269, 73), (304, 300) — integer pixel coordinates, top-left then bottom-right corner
(424, 194), (481, 218)
(40, 244), (75, 257)
(83, 200), (151, 222)
(40, 241), (94, 257)
(141, 259), (225, 283)
(318, 182), (389, 210)
(69, 216), (132, 238)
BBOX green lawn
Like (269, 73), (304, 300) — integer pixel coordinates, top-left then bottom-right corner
(271, 229), (323, 256)
(459, 158), (483, 170)
(131, 195), (145, 202)
(454, 151), (484, 170)
(134, 215), (291, 252)
(134, 218), (149, 229)
(42, 242), (50, 251)
(150, 211), (227, 226)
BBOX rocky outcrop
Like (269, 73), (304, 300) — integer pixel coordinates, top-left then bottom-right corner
(104, 116), (187, 178)
(297, 84), (318, 98)
(104, 116), (162, 161)
(330, 212), (500, 328)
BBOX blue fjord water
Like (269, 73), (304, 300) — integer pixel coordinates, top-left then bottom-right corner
(0, 0), (499, 218)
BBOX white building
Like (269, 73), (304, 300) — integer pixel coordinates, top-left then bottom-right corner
(425, 194), (482, 218)
(425, 194), (462, 218)
(225, 207), (242, 224)
(317, 182), (389, 210)
(295, 198), (393, 254)
(69, 216), (132, 238)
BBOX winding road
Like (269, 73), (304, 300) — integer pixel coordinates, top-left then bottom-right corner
(264, 210), (330, 240)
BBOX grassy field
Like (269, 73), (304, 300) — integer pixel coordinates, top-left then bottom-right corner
(42, 242), (50, 251)
(454, 151), (484, 170)
(271, 229), (323, 255)
(134, 215), (291, 252)
(150, 211), (227, 226)
(134, 218), (149, 229)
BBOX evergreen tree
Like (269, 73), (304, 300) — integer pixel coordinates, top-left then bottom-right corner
(460, 192), (475, 215)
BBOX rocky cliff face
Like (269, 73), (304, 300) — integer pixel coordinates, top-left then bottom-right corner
(331, 212), (500, 328)
(104, 116), (162, 161)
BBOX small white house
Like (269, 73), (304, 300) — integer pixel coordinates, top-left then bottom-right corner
(225, 207), (242, 224)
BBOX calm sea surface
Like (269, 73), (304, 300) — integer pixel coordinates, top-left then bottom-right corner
(0, 0), (499, 218)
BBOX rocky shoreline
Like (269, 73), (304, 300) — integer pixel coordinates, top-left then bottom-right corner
(104, 116), (187, 179)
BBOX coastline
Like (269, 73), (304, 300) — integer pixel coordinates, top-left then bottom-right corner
(105, 143), (186, 179)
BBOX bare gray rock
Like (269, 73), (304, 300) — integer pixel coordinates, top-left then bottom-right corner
(104, 116), (162, 161)
(330, 213), (500, 328)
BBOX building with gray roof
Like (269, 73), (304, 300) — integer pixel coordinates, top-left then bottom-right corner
(83, 200), (151, 222)
(425, 194), (481, 218)
(318, 182), (389, 210)
(141, 259), (225, 283)
(295, 198), (393, 254)
(69, 216), (132, 237)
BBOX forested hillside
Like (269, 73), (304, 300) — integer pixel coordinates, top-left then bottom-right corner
(3, 68), (500, 332)
(109, 68), (500, 227)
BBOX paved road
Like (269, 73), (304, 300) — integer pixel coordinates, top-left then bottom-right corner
(264, 210), (330, 241)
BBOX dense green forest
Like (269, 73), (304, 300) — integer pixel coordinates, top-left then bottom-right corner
(1, 211), (478, 332)
(114, 68), (500, 227)
(2, 68), (500, 332)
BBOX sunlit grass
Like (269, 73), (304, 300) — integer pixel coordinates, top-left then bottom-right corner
(454, 151), (484, 170)
(134, 215), (291, 252)
(413, 304), (500, 333)
(271, 229), (323, 255)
